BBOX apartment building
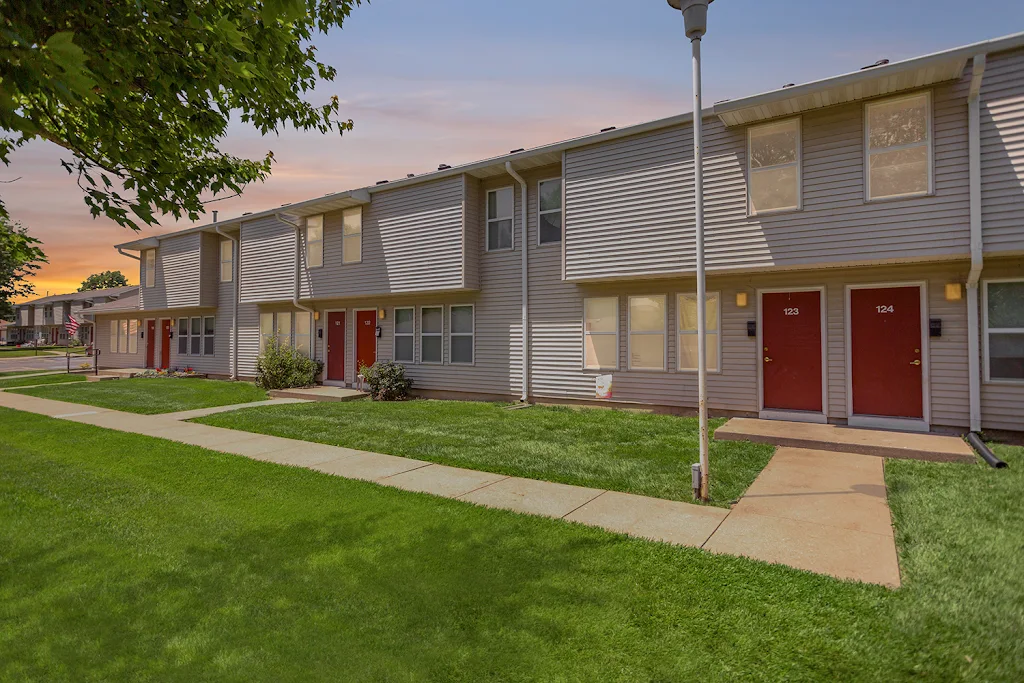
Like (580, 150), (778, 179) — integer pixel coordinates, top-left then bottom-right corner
(99, 33), (1024, 434)
(9, 286), (138, 346)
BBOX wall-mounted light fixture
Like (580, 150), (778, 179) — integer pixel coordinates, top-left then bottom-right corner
(736, 291), (748, 308)
(378, 308), (386, 320)
(313, 310), (320, 321)
(945, 283), (963, 302)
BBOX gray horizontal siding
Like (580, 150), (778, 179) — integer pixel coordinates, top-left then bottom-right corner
(200, 232), (221, 308)
(240, 216), (296, 303)
(564, 77), (972, 280)
(140, 233), (202, 310)
(980, 48), (1024, 254)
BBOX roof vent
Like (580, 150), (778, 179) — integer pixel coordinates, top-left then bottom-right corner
(860, 58), (889, 70)
(782, 83), (795, 88)
(280, 203), (290, 207)
(509, 148), (524, 154)
(407, 173), (415, 178)
(437, 164), (451, 170)
(376, 179), (389, 185)
(714, 98), (730, 104)
(600, 126), (617, 132)
(242, 211), (252, 216)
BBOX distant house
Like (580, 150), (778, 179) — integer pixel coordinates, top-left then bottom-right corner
(9, 286), (138, 347)
(97, 32), (1024, 435)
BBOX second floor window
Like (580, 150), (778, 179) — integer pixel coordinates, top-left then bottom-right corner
(538, 178), (562, 244)
(145, 250), (155, 288)
(487, 187), (513, 251)
(343, 207), (362, 264)
(306, 215), (324, 268)
(866, 92), (931, 201)
(220, 238), (233, 282)
(748, 117), (801, 214)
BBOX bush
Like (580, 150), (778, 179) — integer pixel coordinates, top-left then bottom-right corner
(256, 338), (324, 390)
(360, 360), (413, 401)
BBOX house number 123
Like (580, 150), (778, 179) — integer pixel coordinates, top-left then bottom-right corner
(783, 307), (799, 316)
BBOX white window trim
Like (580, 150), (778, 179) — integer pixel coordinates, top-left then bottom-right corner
(176, 317), (188, 356)
(306, 215), (324, 269)
(537, 177), (563, 246)
(627, 295), (667, 372)
(220, 239), (234, 283)
(293, 311), (312, 358)
(419, 305), (444, 365)
(449, 304), (475, 365)
(486, 186), (515, 252)
(342, 207), (362, 265)
(677, 291), (723, 374)
(145, 250), (156, 288)
(393, 306), (415, 363)
(864, 91), (934, 202)
(982, 278), (1024, 385)
(203, 316), (216, 357)
(582, 297), (620, 371)
(747, 117), (802, 216)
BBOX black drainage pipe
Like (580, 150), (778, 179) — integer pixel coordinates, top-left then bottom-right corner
(966, 432), (1008, 469)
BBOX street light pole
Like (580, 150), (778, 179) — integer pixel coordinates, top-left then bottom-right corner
(668, 0), (711, 501)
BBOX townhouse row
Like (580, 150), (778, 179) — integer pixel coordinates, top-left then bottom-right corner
(93, 33), (1024, 434)
(9, 286), (137, 346)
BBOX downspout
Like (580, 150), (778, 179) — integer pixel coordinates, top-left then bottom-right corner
(276, 212), (315, 317)
(214, 222), (239, 380)
(506, 161), (529, 403)
(116, 247), (140, 261)
(966, 53), (986, 434)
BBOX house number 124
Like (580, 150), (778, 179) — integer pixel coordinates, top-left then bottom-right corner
(876, 305), (894, 314)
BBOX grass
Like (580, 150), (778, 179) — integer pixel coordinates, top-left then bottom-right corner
(194, 400), (775, 506)
(1, 410), (1022, 681)
(0, 374), (86, 389)
(10, 378), (267, 414)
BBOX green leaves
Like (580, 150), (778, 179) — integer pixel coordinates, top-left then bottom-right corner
(0, 219), (47, 319)
(1, 0), (362, 231)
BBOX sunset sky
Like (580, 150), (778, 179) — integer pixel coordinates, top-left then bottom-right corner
(6, 0), (1023, 300)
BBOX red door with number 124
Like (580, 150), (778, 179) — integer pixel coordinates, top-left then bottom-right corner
(850, 286), (923, 418)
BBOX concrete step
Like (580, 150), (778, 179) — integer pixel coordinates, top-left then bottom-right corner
(714, 417), (976, 463)
(268, 386), (368, 402)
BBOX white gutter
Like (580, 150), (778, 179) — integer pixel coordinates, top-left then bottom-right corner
(214, 223), (240, 380)
(966, 53), (987, 433)
(506, 161), (529, 403)
(116, 247), (140, 261)
(275, 212), (315, 318)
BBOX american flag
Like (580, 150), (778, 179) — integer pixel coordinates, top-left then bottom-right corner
(65, 315), (81, 335)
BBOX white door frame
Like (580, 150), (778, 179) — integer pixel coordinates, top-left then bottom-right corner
(353, 307), (379, 379)
(844, 281), (931, 432)
(756, 286), (829, 424)
(322, 308), (348, 387)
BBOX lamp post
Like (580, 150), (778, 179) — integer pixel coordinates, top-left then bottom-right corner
(668, 0), (711, 501)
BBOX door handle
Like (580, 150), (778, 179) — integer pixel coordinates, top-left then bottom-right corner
(764, 357), (772, 363)
(910, 360), (921, 365)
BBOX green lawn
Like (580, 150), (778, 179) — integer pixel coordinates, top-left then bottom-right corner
(0, 373), (86, 389)
(1, 410), (1021, 681)
(194, 400), (774, 506)
(10, 378), (267, 414)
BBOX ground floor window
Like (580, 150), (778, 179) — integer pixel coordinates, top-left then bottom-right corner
(678, 292), (720, 372)
(420, 306), (443, 363)
(583, 297), (618, 370)
(450, 305), (474, 364)
(259, 311), (312, 357)
(177, 316), (216, 357)
(394, 307), (414, 362)
(985, 280), (1024, 382)
(109, 319), (140, 354)
(628, 295), (667, 371)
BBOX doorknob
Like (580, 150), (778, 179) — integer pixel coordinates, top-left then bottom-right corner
(764, 356), (772, 363)
(910, 360), (921, 365)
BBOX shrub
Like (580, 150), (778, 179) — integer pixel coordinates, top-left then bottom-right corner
(360, 360), (413, 401)
(256, 338), (324, 390)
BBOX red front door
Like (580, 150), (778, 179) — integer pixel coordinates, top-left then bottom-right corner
(762, 290), (823, 413)
(145, 320), (156, 368)
(850, 286), (923, 419)
(159, 319), (171, 369)
(356, 310), (377, 372)
(327, 311), (346, 381)
(51, 327), (57, 344)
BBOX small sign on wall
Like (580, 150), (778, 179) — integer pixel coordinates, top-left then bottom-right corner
(595, 374), (613, 399)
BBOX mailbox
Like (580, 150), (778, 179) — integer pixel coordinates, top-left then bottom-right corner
(929, 318), (942, 338)
(746, 321), (756, 338)
(375, 326), (382, 338)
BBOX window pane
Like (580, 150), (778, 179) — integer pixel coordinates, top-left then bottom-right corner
(204, 316), (216, 335)
(343, 233), (361, 263)
(294, 335), (310, 357)
(585, 298), (618, 334)
(629, 334), (664, 370)
(451, 306), (473, 334)
(868, 95), (928, 149)
(260, 313), (274, 339)
(221, 261), (232, 282)
(989, 333), (1024, 380)
(539, 179), (562, 212)
(191, 317), (202, 335)
(178, 332), (188, 355)
(489, 187), (513, 220)
(451, 336), (473, 364)
(988, 282), (1024, 328)
(178, 319), (188, 335)
(306, 221), (323, 242)
(128, 320), (138, 354)
(295, 313), (310, 336)
(120, 320), (128, 353)
(276, 312), (291, 346)
(421, 336), (442, 363)
(488, 220), (512, 250)
(706, 294), (719, 331)
(221, 239), (232, 261)
(204, 336), (215, 356)
(395, 308), (414, 334)
(630, 296), (666, 333)
(190, 335), (201, 355)
(110, 321), (117, 353)
(539, 212), (562, 244)
(750, 166), (799, 213)
(679, 333), (719, 371)
(584, 334), (617, 369)
(869, 145), (928, 198)
(342, 207), (361, 235)
(679, 295), (699, 331)
(395, 336), (414, 362)
(308, 241), (323, 268)
(422, 307), (443, 334)
(749, 121), (798, 168)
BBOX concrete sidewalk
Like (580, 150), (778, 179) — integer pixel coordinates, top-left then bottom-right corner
(0, 390), (902, 587)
